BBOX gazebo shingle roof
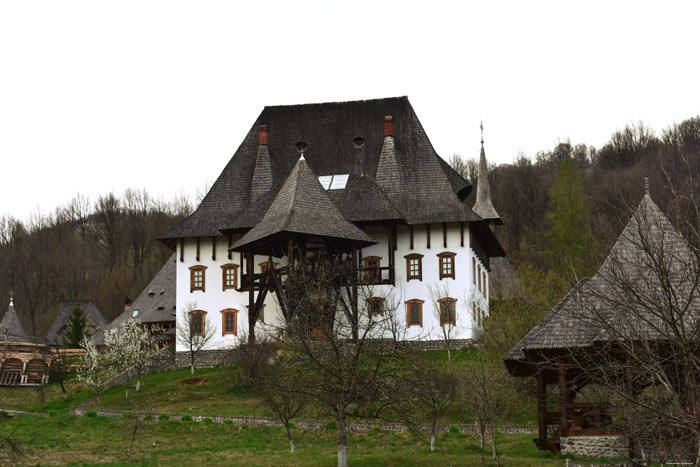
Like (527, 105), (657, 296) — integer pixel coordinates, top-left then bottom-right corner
(231, 156), (377, 251)
(160, 97), (482, 241)
(504, 193), (697, 375)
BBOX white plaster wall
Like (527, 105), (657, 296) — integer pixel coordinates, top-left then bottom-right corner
(175, 235), (287, 351)
(175, 222), (491, 350)
(358, 223), (487, 342)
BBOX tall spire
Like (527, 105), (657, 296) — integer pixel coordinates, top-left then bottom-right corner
(472, 122), (502, 225)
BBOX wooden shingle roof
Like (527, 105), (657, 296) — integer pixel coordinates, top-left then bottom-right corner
(94, 255), (176, 346)
(472, 135), (501, 223)
(0, 299), (29, 343)
(45, 300), (108, 345)
(231, 156), (377, 251)
(504, 193), (698, 375)
(160, 97), (483, 241)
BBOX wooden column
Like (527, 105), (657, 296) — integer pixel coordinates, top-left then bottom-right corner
(409, 225), (414, 250)
(537, 370), (547, 444)
(196, 237), (200, 262)
(559, 364), (569, 433)
(179, 238), (184, 262)
(211, 236), (216, 261)
(351, 246), (359, 342)
(460, 222), (464, 247)
(426, 224), (431, 249)
(228, 234), (232, 260)
(387, 225), (395, 285)
(442, 222), (447, 248)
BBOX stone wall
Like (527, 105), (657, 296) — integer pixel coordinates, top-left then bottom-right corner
(560, 435), (628, 459)
(175, 339), (475, 370)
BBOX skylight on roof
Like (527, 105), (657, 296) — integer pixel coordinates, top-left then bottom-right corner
(330, 174), (349, 190)
(318, 174), (349, 190)
(318, 176), (333, 190)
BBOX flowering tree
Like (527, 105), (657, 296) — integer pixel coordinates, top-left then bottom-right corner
(105, 318), (163, 398)
(76, 335), (112, 403)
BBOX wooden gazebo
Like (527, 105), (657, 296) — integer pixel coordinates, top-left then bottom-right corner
(504, 189), (700, 454)
(227, 155), (377, 343)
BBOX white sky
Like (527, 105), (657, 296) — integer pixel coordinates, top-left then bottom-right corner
(2, 1), (699, 222)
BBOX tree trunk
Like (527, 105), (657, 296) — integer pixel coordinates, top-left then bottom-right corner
(431, 419), (437, 452)
(191, 362), (195, 375)
(491, 425), (499, 465)
(337, 407), (348, 467)
(136, 375), (141, 391)
(125, 385), (130, 399)
(479, 422), (485, 466)
(61, 381), (68, 400)
(285, 423), (295, 454)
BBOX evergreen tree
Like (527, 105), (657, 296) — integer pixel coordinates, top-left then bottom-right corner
(543, 155), (597, 278)
(65, 306), (87, 348)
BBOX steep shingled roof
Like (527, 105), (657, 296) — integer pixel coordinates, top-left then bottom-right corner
(160, 97), (481, 240)
(504, 193), (698, 375)
(231, 156), (377, 251)
(45, 300), (108, 345)
(0, 299), (29, 343)
(94, 255), (176, 346)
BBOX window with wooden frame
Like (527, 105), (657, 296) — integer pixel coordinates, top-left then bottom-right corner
(406, 299), (424, 327)
(189, 265), (207, 292)
(439, 297), (457, 326)
(221, 264), (238, 290)
(369, 297), (384, 315)
(437, 252), (456, 280)
(190, 309), (206, 336)
(404, 253), (423, 281)
(472, 257), (476, 285)
(363, 256), (382, 283)
(221, 308), (238, 336)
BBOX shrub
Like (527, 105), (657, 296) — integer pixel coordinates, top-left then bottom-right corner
(202, 417), (213, 425)
(371, 425), (381, 433)
(122, 411), (134, 419)
(48, 410), (58, 417)
(158, 413), (170, 421)
(449, 424), (460, 434)
(181, 414), (192, 422)
(325, 419), (337, 431)
(223, 419), (234, 425)
(85, 410), (97, 418)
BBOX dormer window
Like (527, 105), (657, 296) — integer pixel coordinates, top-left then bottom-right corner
(189, 265), (207, 292)
(437, 252), (456, 280)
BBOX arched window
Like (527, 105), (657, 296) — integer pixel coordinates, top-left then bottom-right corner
(221, 308), (238, 336)
(406, 299), (424, 327)
(189, 265), (207, 292)
(437, 252), (456, 280)
(404, 253), (423, 281)
(221, 264), (238, 290)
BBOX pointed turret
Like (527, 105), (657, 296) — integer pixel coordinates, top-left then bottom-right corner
(0, 296), (29, 342)
(231, 155), (377, 252)
(375, 116), (401, 195)
(472, 122), (502, 226)
(251, 125), (273, 202)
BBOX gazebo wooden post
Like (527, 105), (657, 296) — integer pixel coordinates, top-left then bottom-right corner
(559, 363), (569, 434)
(537, 370), (547, 444)
(247, 250), (256, 344)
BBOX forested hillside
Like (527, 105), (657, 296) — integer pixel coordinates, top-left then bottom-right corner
(0, 190), (192, 335)
(2, 115), (698, 339)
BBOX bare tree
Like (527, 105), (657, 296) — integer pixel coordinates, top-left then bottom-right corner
(269, 254), (405, 467)
(176, 302), (215, 375)
(428, 282), (462, 362)
(397, 358), (460, 452)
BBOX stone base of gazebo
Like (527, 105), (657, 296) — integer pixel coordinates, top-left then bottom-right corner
(560, 434), (628, 459)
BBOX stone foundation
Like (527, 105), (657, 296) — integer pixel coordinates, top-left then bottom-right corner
(175, 339), (475, 370)
(560, 435), (628, 459)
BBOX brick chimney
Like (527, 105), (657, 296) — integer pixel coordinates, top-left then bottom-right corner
(258, 125), (268, 145)
(384, 116), (394, 137)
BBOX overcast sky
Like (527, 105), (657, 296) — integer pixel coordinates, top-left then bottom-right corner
(2, 1), (699, 222)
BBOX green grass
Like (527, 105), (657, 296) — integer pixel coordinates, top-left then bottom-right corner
(0, 379), (93, 414)
(1, 413), (565, 466)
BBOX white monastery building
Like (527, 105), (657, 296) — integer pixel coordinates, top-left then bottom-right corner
(159, 97), (505, 351)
